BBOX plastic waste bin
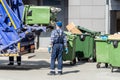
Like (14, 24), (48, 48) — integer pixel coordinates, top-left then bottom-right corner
(76, 26), (100, 61)
(95, 36), (109, 68)
(109, 40), (120, 72)
(63, 31), (76, 65)
(76, 34), (94, 61)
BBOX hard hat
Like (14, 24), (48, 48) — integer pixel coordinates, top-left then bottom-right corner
(56, 21), (62, 27)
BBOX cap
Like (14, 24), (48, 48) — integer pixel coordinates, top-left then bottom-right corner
(56, 21), (62, 27)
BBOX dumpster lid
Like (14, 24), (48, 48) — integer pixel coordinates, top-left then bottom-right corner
(77, 26), (100, 35)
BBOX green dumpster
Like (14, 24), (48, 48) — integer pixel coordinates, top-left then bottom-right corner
(76, 34), (94, 61)
(24, 5), (59, 26)
(24, 5), (51, 25)
(63, 31), (76, 65)
(95, 38), (109, 68)
(109, 40), (120, 72)
(76, 26), (100, 61)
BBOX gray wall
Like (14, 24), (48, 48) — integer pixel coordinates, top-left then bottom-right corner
(69, 0), (106, 33)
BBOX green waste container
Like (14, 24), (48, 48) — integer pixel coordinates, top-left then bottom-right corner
(109, 40), (120, 72)
(24, 5), (51, 25)
(75, 26), (100, 61)
(63, 31), (76, 65)
(76, 34), (94, 61)
(95, 39), (109, 68)
(77, 26), (101, 37)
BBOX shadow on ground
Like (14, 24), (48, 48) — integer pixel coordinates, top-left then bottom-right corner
(63, 70), (80, 75)
(0, 60), (50, 70)
(0, 58), (94, 71)
(63, 60), (89, 68)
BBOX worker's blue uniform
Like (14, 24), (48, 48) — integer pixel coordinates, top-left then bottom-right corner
(50, 28), (67, 73)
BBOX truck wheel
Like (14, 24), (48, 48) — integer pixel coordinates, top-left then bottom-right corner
(29, 49), (35, 53)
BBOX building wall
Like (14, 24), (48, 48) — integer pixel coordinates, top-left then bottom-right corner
(23, 0), (120, 48)
(23, 0), (38, 5)
(69, 0), (106, 33)
(39, 0), (68, 47)
(109, 0), (120, 33)
(109, 0), (120, 10)
(42, 0), (120, 48)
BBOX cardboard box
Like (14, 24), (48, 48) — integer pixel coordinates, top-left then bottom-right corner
(108, 34), (120, 40)
(66, 22), (82, 34)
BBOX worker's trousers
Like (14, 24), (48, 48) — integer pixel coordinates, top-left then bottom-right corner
(50, 44), (63, 71)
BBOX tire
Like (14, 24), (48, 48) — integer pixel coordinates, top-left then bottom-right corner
(29, 49), (35, 53)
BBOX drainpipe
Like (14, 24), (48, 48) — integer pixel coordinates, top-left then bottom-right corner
(105, 0), (110, 34)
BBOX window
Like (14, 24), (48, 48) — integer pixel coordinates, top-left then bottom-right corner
(43, 0), (61, 5)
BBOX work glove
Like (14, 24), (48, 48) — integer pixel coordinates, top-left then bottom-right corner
(65, 47), (68, 54)
(48, 45), (52, 53)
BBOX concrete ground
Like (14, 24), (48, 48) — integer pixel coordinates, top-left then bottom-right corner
(0, 48), (119, 80)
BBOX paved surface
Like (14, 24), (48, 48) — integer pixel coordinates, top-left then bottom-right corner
(0, 48), (120, 80)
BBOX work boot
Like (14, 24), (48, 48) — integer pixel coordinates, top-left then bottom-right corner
(8, 56), (14, 65)
(8, 63), (14, 65)
(58, 71), (62, 75)
(17, 63), (21, 66)
(17, 56), (21, 66)
(48, 71), (55, 75)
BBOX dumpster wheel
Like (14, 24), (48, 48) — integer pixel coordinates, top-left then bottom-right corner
(111, 67), (114, 72)
(96, 63), (100, 68)
(110, 64), (114, 72)
(105, 63), (108, 68)
(70, 58), (76, 65)
(77, 57), (81, 62)
(88, 58), (94, 62)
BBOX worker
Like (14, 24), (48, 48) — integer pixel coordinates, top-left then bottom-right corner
(8, 56), (21, 66)
(48, 21), (68, 75)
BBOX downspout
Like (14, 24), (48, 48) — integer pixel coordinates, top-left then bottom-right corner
(105, 0), (110, 34)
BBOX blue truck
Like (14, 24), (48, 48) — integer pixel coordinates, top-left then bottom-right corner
(0, 0), (60, 65)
